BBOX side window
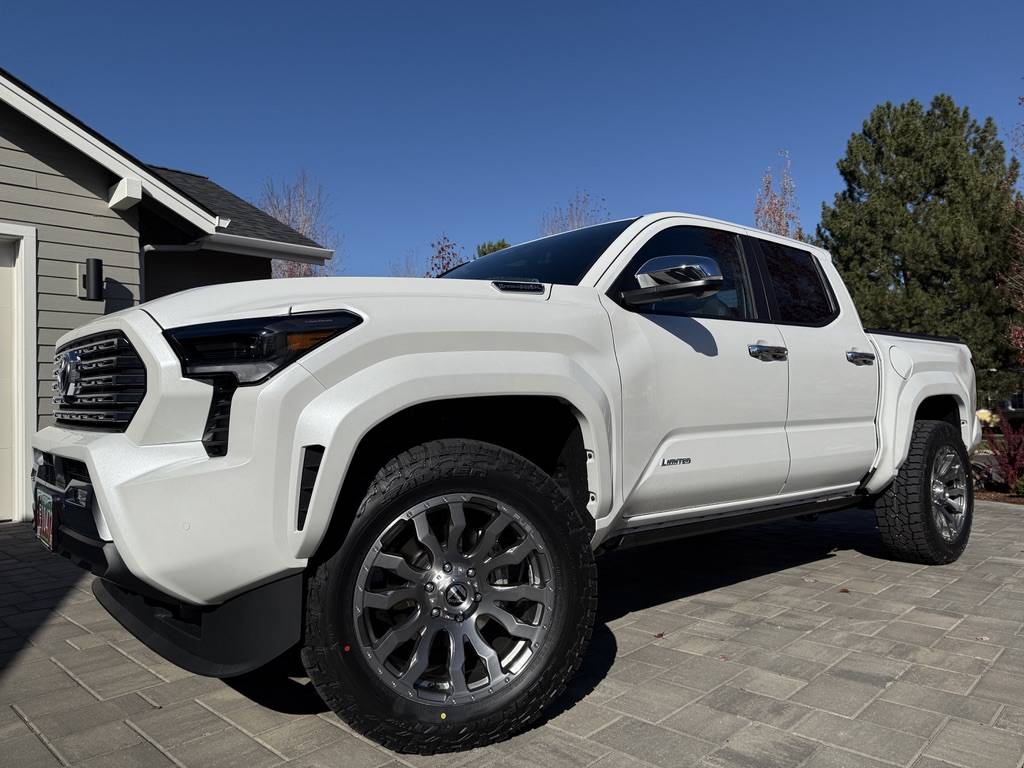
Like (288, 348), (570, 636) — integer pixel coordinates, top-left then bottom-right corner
(758, 241), (836, 325)
(609, 226), (758, 320)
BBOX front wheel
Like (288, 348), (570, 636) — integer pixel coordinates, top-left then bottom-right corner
(872, 419), (973, 564)
(301, 439), (597, 754)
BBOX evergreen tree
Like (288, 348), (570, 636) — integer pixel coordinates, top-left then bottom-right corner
(818, 95), (1022, 394)
(476, 239), (511, 258)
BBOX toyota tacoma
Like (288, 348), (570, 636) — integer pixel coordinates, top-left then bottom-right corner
(31, 213), (979, 753)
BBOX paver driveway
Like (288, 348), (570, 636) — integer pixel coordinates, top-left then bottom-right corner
(1, 502), (1023, 768)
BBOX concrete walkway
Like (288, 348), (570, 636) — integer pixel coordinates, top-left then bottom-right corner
(1, 502), (1023, 768)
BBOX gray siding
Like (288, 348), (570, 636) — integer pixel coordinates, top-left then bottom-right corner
(0, 103), (140, 428)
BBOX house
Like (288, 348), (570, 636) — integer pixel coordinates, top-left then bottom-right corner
(0, 67), (332, 522)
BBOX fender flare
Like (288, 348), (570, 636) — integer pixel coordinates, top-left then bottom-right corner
(287, 350), (617, 560)
(864, 345), (978, 495)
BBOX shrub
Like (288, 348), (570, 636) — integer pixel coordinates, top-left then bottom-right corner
(989, 411), (1024, 489)
(1014, 477), (1024, 497)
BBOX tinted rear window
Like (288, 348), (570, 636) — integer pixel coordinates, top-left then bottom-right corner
(758, 241), (836, 325)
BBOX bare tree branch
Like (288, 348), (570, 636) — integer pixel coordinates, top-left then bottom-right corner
(539, 191), (608, 236)
(256, 169), (341, 277)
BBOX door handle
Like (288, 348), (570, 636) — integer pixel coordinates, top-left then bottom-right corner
(748, 344), (788, 362)
(846, 350), (875, 366)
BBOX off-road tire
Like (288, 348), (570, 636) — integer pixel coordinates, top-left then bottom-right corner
(301, 438), (597, 754)
(872, 419), (973, 564)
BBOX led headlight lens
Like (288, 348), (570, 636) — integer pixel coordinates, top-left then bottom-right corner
(164, 310), (361, 385)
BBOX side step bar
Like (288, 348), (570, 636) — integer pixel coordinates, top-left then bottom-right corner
(600, 494), (863, 552)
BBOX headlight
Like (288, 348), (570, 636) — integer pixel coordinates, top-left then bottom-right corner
(163, 310), (362, 385)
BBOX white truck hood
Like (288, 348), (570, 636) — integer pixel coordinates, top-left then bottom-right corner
(138, 276), (551, 328)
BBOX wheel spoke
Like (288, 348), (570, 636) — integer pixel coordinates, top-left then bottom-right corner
(447, 628), (471, 695)
(374, 553), (423, 583)
(373, 613), (422, 659)
(482, 540), (535, 574)
(469, 515), (508, 559)
(412, 514), (444, 565)
(935, 451), (955, 479)
(362, 586), (421, 611)
(446, 501), (467, 555)
(479, 600), (541, 644)
(464, 622), (504, 684)
(398, 624), (440, 686)
(489, 583), (547, 604)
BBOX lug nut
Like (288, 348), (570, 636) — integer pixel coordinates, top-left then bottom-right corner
(466, 568), (475, 577)
(442, 562), (453, 573)
(456, 613), (464, 622)
(431, 607), (441, 617)
(474, 592), (482, 602)
(424, 583), (435, 593)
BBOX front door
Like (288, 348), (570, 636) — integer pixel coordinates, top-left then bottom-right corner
(601, 221), (791, 520)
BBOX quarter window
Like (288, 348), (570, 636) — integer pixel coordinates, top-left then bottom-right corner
(609, 226), (758, 320)
(758, 241), (836, 325)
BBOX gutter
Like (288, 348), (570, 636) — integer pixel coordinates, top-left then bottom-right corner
(144, 233), (332, 265)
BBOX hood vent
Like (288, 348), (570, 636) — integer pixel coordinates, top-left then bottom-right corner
(491, 280), (545, 294)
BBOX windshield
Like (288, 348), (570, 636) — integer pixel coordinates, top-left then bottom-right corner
(441, 219), (637, 285)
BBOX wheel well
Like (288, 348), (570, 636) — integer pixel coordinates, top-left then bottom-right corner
(314, 396), (592, 562)
(915, 395), (962, 432)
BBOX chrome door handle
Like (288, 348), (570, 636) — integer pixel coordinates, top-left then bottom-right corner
(846, 350), (875, 366)
(748, 344), (788, 362)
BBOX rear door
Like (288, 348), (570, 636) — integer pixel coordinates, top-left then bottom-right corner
(750, 236), (879, 495)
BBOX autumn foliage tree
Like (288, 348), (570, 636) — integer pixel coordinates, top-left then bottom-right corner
(426, 233), (464, 277)
(256, 169), (339, 277)
(754, 150), (804, 239)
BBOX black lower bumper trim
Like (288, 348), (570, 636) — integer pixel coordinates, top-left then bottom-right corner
(93, 573), (303, 678)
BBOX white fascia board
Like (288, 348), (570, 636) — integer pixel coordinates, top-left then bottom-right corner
(198, 232), (332, 264)
(108, 176), (142, 210)
(0, 77), (219, 233)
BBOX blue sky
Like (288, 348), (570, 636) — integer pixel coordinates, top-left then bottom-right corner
(5, 1), (1022, 275)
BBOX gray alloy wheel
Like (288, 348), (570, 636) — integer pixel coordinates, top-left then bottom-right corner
(930, 445), (968, 542)
(352, 493), (555, 705)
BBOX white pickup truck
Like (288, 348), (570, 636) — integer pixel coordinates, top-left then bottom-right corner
(32, 212), (978, 753)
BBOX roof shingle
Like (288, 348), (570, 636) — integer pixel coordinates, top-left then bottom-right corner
(145, 165), (324, 249)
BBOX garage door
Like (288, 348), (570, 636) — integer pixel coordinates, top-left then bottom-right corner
(0, 241), (14, 521)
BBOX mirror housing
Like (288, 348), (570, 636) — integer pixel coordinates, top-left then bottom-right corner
(620, 255), (724, 307)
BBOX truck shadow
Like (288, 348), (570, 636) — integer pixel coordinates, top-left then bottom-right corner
(227, 506), (884, 721)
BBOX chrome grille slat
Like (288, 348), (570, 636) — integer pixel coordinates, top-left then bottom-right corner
(53, 331), (147, 432)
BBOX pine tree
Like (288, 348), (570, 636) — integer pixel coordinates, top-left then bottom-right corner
(818, 94), (1022, 394)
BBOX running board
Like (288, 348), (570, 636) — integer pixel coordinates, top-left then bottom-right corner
(601, 494), (862, 552)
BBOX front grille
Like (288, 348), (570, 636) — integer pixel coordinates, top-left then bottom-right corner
(53, 331), (147, 431)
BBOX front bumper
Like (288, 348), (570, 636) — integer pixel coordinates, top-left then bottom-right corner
(33, 448), (303, 676)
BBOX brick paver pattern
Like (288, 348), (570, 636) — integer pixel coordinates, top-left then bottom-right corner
(1, 502), (1024, 768)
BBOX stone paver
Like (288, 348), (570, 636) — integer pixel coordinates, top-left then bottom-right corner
(2, 501), (1024, 767)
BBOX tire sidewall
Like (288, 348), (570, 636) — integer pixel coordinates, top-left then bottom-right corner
(310, 456), (591, 729)
(918, 423), (973, 561)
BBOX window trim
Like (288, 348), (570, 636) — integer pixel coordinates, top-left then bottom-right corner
(750, 237), (840, 328)
(603, 224), (772, 324)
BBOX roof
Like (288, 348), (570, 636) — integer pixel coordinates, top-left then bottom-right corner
(0, 66), (330, 262)
(146, 165), (322, 249)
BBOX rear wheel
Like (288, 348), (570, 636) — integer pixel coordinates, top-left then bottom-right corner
(872, 419), (973, 564)
(301, 438), (596, 754)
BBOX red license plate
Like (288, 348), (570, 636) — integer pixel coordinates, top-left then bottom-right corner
(35, 488), (54, 550)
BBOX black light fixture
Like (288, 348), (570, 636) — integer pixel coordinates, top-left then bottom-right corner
(83, 257), (104, 301)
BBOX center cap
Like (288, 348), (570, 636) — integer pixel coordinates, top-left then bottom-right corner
(444, 582), (470, 608)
